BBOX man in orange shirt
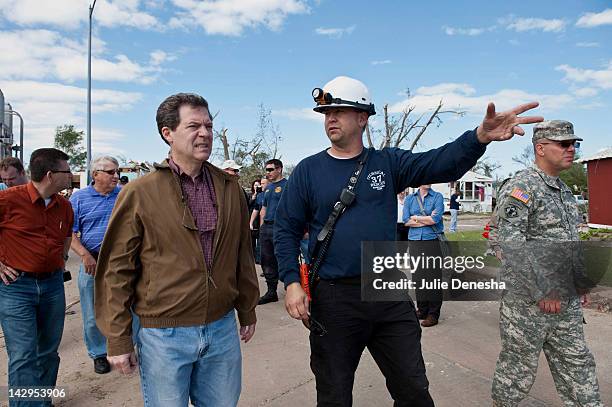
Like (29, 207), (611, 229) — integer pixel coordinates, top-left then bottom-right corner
(0, 148), (74, 403)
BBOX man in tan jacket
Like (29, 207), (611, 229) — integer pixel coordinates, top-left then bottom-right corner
(95, 93), (259, 407)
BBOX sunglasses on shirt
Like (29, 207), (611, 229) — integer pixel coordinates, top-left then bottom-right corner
(302, 316), (327, 337)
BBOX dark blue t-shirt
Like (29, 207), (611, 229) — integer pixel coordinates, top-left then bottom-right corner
(450, 193), (461, 210)
(263, 178), (287, 221)
(274, 129), (486, 287)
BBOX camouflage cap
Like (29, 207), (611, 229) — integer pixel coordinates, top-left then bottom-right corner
(532, 120), (583, 143)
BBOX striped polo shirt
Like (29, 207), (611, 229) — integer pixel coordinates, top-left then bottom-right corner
(70, 185), (121, 253)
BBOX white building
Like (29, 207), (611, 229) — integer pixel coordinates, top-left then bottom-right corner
(406, 170), (494, 213)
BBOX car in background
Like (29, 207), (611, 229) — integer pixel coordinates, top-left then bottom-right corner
(574, 195), (588, 207)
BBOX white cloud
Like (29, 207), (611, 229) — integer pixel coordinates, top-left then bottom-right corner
(0, 0), (159, 30)
(95, 0), (160, 29)
(388, 83), (573, 116)
(576, 42), (600, 47)
(273, 108), (322, 122)
(504, 16), (566, 32)
(0, 80), (141, 150)
(315, 25), (355, 38)
(556, 61), (612, 90)
(416, 83), (476, 96)
(576, 8), (612, 28)
(573, 87), (599, 98)
(149, 50), (177, 65)
(274, 83), (578, 124)
(442, 25), (487, 36)
(169, 0), (309, 36)
(0, 29), (172, 84)
(371, 60), (392, 66)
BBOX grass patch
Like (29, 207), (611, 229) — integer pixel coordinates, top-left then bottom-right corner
(446, 230), (486, 242)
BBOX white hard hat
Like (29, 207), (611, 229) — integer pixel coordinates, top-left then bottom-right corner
(220, 159), (242, 170)
(312, 76), (376, 116)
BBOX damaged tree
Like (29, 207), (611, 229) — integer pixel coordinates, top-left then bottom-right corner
(366, 97), (465, 151)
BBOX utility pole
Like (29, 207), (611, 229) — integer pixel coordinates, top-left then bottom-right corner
(87, 0), (98, 184)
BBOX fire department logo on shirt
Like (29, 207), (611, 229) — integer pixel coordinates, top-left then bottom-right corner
(367, 170), (386, 191)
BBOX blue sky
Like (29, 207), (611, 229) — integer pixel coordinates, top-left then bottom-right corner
(1, 0), (610, 177)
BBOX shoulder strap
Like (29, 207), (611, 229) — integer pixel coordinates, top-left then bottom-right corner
(308, 148), (370, 288)
(415, 192), (444, 235)
(415, 193), (428, 216)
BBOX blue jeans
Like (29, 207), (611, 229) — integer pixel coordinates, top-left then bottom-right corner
(0, 271), (65, 407)
(78, 265), (107, 359)
(137, 310), (242, 407)
(79, 265), (141, 357)
(450, 209), (458, 232)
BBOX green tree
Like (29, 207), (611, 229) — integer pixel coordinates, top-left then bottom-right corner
(560, 160), (588, 195)
(54, 124), (87, 171)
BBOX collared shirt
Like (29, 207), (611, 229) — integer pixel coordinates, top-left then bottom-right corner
(70, 185), (121, 253)
(403, 189), (444, 241)
(168, 159), (217, 269)
(0, 182), (73, 273)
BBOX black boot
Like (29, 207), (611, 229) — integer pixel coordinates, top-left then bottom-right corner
(258, 285), (278, 304)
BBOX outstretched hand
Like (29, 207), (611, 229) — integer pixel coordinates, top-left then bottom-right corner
(476, 102), (544, 144)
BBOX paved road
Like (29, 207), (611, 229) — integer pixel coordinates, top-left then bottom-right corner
(1, 257), (610, 407)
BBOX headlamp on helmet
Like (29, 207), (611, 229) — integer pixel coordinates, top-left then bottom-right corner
(312, 76), (376, 116)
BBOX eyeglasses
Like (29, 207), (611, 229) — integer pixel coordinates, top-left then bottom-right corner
(540, 140), (580, 149)
(96, 169), (120, 175)
(265, 167), (276, 172)
(228, 169), (239, 174)
(50, 170), (72, 174)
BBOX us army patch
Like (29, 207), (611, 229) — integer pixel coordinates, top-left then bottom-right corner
(504, 204), (520, 218)
(510, 187), (530, 204)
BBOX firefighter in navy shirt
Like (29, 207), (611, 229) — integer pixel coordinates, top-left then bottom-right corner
(258, 159), (287, 304)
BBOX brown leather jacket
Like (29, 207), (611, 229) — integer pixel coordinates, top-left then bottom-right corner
(95, 159), (259, 356)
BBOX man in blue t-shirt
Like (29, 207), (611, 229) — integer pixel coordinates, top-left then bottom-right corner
(274, 75), (543, 406)
(449, 189), (462, 232)
(258, 159), (287, 304)
(70, 156), (121, 375)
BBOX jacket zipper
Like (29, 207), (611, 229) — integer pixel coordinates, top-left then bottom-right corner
(168, 166), (216, 289)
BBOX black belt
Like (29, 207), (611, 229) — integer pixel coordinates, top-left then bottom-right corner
(322, 276), (362, 285)
(20, 270), (61, 280)
(263, 220), (274, 225)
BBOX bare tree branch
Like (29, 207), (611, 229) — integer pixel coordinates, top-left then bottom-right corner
(383, 104), (391, 149)
(410, 100), (443, 150)
(393, 106), (415, 147)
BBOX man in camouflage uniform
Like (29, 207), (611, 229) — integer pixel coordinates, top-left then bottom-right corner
(489, 120), (603, 407)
